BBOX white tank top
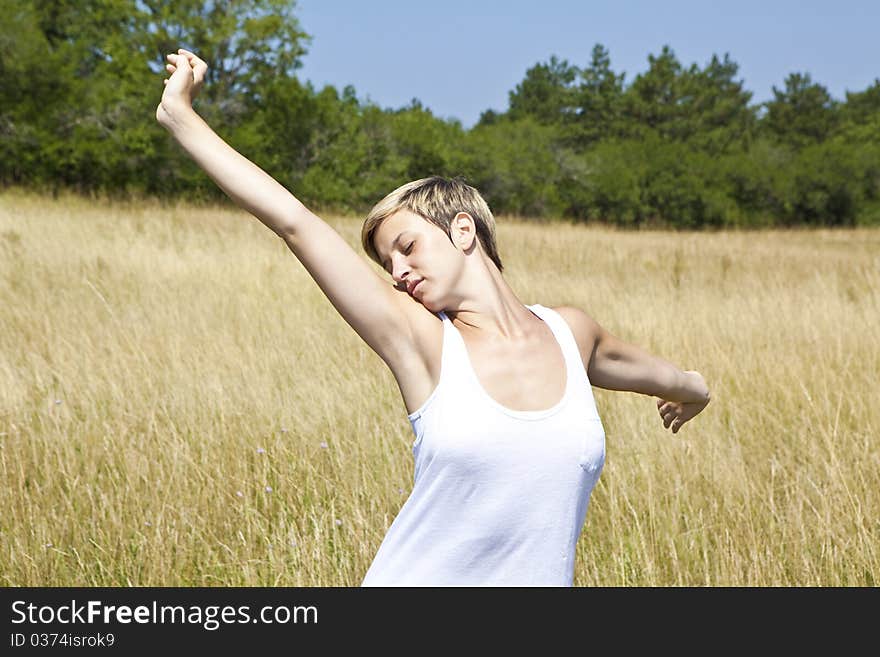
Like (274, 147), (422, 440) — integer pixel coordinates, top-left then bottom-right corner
(361, 303), (606, 586)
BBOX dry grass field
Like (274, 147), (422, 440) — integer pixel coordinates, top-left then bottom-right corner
(1, 187), (878, 586)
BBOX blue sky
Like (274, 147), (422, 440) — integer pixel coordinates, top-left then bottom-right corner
(294, 0), (880, 128)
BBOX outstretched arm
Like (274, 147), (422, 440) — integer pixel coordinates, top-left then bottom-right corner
(592, 334), (709, 403)
(593, 324), (711, 434)
(556, 305), (711, 434)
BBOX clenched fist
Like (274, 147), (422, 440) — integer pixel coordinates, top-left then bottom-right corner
(156, 48), (209, 127)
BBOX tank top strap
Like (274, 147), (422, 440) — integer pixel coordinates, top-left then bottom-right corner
(435, 309), (475, 387)
(526, 304), (591, 388)
(405, 310), (460, 422)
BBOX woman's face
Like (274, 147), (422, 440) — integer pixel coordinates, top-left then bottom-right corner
(373, 209), (474, 312)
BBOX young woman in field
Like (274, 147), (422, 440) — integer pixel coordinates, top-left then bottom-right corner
(157, 49), (711, 586)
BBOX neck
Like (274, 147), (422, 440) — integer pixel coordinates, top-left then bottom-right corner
(445, 255), (535, 341)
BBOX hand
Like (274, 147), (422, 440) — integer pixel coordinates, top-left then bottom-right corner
(656, 372), (710, 434)
(156, 48), (208, 126)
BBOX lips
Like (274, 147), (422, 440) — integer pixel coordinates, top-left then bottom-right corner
(407, 279), (423, 296)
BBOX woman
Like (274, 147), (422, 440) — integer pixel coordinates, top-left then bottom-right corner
(157, 49), (711, 586)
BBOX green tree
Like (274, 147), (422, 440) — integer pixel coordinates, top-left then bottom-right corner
(621, 46), (754, 149)
(0, 1), (58, 185)
(507, 55), (579, 125)
(762, 72), (839, 147)
(570, 43), (625, 147)
(684, 53), (756, 153)
(621, 45), (684, 138)
(0, 0), (311, 196)
(838, 79), (880, 143)
(840, 79), (880, 123)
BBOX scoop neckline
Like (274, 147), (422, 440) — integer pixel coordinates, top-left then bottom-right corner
(443, 303), (573, 421)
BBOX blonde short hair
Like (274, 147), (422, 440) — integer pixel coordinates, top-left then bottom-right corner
(361, 176), (504, 274)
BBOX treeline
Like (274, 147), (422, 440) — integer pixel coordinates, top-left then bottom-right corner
(2, 1), (879, 228)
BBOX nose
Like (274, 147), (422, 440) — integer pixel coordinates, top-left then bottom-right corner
(390, 258), (411, 285)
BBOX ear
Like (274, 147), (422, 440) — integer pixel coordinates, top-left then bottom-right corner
(451, 212), (477, 251)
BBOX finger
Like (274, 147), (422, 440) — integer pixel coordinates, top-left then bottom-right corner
(192, 59), (208, 82)
(671, 417), (682, 433)
(179, 50), (208, 84)
(168, 53), (190, 68)
(178, 48), (207, 69)
(169, 54), (192, 77)
(178, 48), (204, 63)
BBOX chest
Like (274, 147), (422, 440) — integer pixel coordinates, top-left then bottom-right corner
(458, 333), (568, 412)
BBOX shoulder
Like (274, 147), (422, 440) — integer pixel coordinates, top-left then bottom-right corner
(549, 305), (603, 369)
(550, 305), (604, 342)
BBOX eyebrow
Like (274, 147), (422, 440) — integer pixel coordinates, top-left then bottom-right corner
(380, 232), (407, 273)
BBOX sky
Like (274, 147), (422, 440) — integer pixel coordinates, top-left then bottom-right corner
(294, 0), (880, 129)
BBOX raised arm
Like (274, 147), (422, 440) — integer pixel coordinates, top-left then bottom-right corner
(156, 49), (419, 370)
(157, 49), (305, 238)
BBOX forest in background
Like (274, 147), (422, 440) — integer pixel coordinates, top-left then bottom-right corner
(2, 0), (879, 228)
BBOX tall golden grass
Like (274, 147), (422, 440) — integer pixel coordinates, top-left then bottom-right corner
(1, 187), (877, 586)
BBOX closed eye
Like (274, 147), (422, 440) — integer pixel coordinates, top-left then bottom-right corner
(384, 241), (415, 278)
